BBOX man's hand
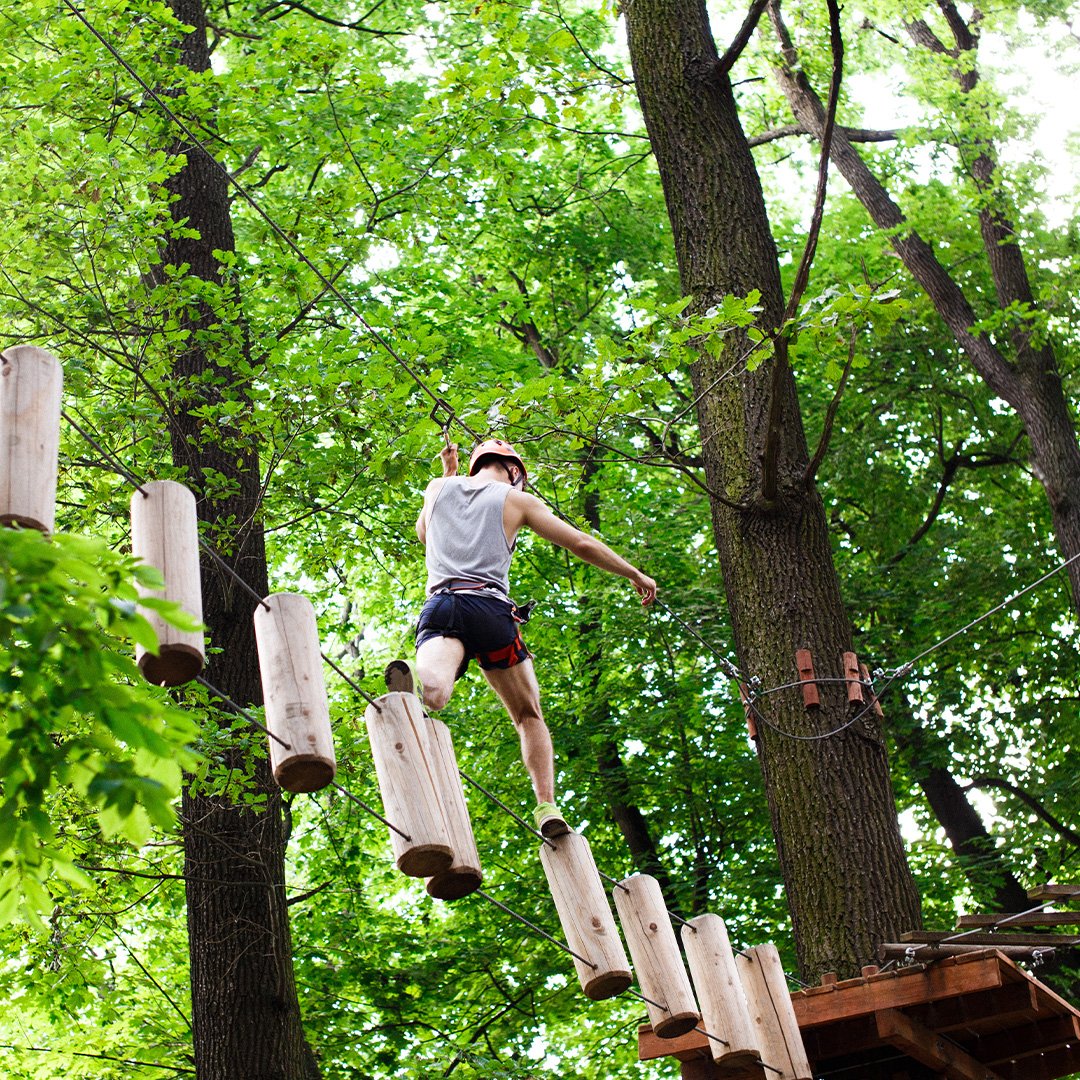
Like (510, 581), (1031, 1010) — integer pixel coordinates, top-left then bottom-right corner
(631, 570), (657, 606)
(440, 443), (459, 477)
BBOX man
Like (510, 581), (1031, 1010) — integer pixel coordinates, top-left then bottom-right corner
(414, 437), (657, 838)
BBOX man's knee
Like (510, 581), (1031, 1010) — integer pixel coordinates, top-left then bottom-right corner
(424, 681), (452, 711)
(415, 661), (452, 710)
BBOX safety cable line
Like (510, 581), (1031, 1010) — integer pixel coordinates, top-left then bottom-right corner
(60, 0), (480, 447)
(62, 408), (149, 495)
(888, 548), (1080, 678)
(459, 770), (556, 850)
(329, 782), (411, 842)
(654, 598), (742, 681)
(193, 674), (290, 750)
(195, 675), (414, 841)
(474, 889), (596, 968)
(320, 651), (382, 710)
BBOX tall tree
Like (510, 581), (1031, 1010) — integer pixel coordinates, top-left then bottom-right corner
(764, 0), (1080, 616)
(152, 1), (316, 1074)
(621, 0), (922, 977)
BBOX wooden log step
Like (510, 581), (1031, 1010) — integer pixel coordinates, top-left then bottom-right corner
(681, 914), (759, 1069)
(423, 716), (482, 901)
(880, 941), (1055, 962)
(540, 831), (631, 1000)
(131, 480), (205, 686)
(614, 874), (699, 1038)
(955, 912), (1080, 929)
(366, 692), (454, 877)
(254, 592), (336, 792)
(0, 345), (63, 534)
(736, 944), (813, 1080)
(899, 930), (1079, 948)
(1027, 883), (1080, 902)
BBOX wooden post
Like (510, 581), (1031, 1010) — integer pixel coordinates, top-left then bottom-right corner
(130, 480), (205, 686)
(365, 692), (454, 878)
(736, 944), (812, 1080)
(0, 345), (63, 533)
(253, 592), (336, 793)
(614, 874), (699, 1037)
(424, 717), (482, 901)
(540, 831), (632, 1000)
(681, 914), (759, 1068)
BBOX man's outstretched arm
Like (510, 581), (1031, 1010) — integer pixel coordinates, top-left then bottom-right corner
(509, 492), (657, 604)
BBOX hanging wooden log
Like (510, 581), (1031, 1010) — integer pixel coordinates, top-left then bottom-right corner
(0, 345), (63, 533)
(130, 479), (205, 686)
(254, 592), (336, 793)
(540, 831), (631, 1000)
(681, 914), (759, 1068)
(366, 691), (454, 878)
(614, 874), (699, 1037)
(735, 944), (813, 1080)
(424, 716), (482, 901)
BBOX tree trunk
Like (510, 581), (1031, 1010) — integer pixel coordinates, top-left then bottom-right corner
(158, 2), (318, 1076)
(765, 0), (1080, 616)
(622, 0), (922, 979)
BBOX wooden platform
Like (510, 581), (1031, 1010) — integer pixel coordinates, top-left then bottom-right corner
(639, 950), (1080, 1079)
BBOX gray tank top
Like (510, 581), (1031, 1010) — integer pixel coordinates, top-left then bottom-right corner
(425, 477), (514, 595)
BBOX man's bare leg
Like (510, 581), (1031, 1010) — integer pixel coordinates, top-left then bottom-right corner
(483, 660), (567, 837)
(415, 636), (466, 710)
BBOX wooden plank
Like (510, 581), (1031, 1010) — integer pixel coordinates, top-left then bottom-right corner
(881, 942), (1053, 962)
(906, 982), (1040, 1034)
(975, 1014), (1080, 1065)
(900, 931), (1080, 948)
(875, 1008), (1005, 1080)
(792, 954), (1006, 1028)
(956, 913), (1080, 929)
(639, 1024), (710, 1063)
(998, 1044), (1080, 1080)
(1027, 884), (1080, 902)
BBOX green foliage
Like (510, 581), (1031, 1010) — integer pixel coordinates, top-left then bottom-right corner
(0, 527), (199, 926)
(0, 0), (1077, 1073)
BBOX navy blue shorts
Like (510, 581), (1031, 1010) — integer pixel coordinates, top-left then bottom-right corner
(415, 590), (530, 677)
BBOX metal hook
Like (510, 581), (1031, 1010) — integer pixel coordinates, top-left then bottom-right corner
(429, 399), (455, 449)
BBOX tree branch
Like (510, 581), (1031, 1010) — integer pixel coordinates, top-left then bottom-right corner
(762, 0), (842, 502)
(748, 122), (900, 147)
(965, 777), (1080, 848)
(804, 323), (857, 487)
(717, 0), (770, 76)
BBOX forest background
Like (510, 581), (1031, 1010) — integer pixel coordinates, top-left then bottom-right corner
(0, 0), (1078, 1076)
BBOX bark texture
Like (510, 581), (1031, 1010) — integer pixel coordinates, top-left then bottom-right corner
(622, 0), (922, 979)
(159, 2), (318, 1076)
(766, 0), (1080, 616)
